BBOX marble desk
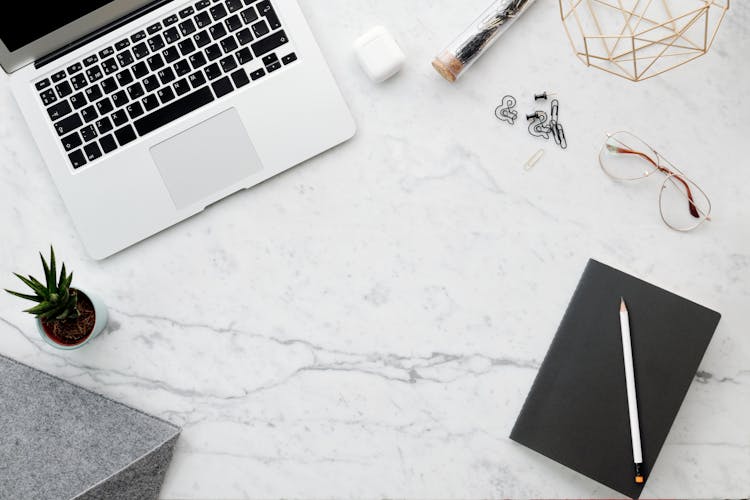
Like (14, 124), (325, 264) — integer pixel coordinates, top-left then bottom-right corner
(1, 1), (748, 498)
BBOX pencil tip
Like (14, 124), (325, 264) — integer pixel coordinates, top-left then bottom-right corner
(620, 297), (627, 312)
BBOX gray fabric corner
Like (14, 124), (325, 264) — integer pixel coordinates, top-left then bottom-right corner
(0, 354), (180, 500)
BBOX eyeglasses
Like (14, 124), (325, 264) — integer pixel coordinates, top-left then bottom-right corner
(599, 131), (711, 232)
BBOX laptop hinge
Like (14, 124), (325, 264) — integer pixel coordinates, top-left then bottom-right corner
(34, 0), (172, 69)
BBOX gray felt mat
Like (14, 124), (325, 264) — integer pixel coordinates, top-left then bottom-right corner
(0, 354), (180, 500)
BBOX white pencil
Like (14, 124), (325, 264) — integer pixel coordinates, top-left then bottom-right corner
(620, 298), (645, 484)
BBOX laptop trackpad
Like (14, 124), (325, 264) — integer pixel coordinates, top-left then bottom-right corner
(150, 108), (263, 209)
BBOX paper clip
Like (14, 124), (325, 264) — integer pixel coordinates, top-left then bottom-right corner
(524, 149), (545, 170)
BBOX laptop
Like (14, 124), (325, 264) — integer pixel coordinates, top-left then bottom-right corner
(1, 0), (355, 259)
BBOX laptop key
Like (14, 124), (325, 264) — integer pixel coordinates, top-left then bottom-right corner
(180, 6), (196, 18)
(117, 49), (134, 67)
(101, 77), (118, 94)
(51, 70), (67, 82)
(96, 116), (113, 133)
(126, 101), (144, 119)
(147, 22), (162, 34)
(193, 30), (211, 47)
(83, 55), (98, 66)
(80, 124), (97, 142)
(249, 68), (265, 80)
(85, 84), (103, 102)
(164, 14), (179, 26)
(133, 42), (150, 59)
(251, 20), (269, 38)
(163, 46), (181, 64)
(220, 36), (238, 53)
(71, 74), (87, 90)
(127, 82), (145, 99)
(67, 63), (83, 75)
(226, 0), (243, 13)
(132, 61), (149, 79)
(205, 43), (222, 60)
(257, 1), (281, 30)
(86, 66), (103, 82)
(55, 81), (73, 98)
(133, 86), (214, 136)
(147, 54), (165, 71)
(143, 75), (160, 92)
(174, 59), (192, 76)
(230, 68), (249, 88)
(36, 78), (51, 91)
(236, 47), (252, 64)
(99, 46), (115, 58)
(281, 52), (297, 65)
(209, 23), (227, 40)
(251, 30), (287, 57)
(142, 94), (159, 111)
(131, 30), (146, 42)
(220, 55), (237, 72)
(100, 134), (118, 153)
(204, 62), (222, 80)
(210, 4), (227, 20)
(111, 109), (128, 126)
(61, 131), (82, 151)
(84, 142), (102, 161)
(195, 0), (210, 9)
(148, 34), (165, 52)
(236, 28), (253, 45)
(116, 69), (134, 86)
(195, 11), (211, 28)
(81, 105), (98, 123)
(178, 39), (196, 56)
(70, 92), (87, 109)
(226, 14), (242, 31)
(115, 38), (130, 50)
(158, 67), (176, 84)
(188, 70), (207, 88)
(68, 149), (86, 169)
(266, 61), (281, 73)
(47, 100), (72, 120)
(40, 89), (57, 105)
(114, 125), (137, 146)
(102, 58), (119, 74)
(96, 97), (114, 115)
(189, 52), (207, 69)
(164, 27), (180, 44)
(262, 53), (278, 66)
(157, 86), (175, 103)
(179, 19), (196, 36)
(173, 78), (190, 95)
(241, 7), (258, 24)
(111, 90), (129, 108)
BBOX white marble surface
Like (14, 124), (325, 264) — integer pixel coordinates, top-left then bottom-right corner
(1, 1), (749, 498)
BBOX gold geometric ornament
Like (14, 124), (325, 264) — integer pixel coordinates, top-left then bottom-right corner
(559, 0), (730, 81)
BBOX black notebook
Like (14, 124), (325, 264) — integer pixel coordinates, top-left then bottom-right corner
(510, 259), (721, 499)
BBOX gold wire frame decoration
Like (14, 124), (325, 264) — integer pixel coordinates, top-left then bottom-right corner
(559, 0), (730, 81)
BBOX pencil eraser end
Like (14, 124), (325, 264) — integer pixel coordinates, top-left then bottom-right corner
(354, 26), (405, 82)
(635, 475), (644, 484)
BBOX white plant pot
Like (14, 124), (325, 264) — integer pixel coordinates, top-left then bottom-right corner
(35, 288), (108, 350)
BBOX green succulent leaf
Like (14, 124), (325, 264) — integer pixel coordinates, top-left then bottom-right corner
(4, 289), (44, 302)
(13, 273), (48, 298)
(8, 246), (79, 320)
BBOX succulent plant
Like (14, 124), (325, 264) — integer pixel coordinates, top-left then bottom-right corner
(5, 246), (78, 321)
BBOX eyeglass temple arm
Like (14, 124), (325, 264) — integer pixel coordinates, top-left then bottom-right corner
(611, 147), (701, 219)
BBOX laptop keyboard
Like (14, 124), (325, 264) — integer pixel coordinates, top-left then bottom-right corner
(34, 0), (297, 170)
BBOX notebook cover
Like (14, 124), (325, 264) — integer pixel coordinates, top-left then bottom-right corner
(509, 259), (721, 499)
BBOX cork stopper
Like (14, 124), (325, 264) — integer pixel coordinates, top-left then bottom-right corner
(432, 52), (464, 82)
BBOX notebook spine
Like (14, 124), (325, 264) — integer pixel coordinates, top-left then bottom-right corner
(510, 259), (594, 436)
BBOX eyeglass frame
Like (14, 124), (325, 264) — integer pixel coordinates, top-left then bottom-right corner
(598, 131), (712, 232)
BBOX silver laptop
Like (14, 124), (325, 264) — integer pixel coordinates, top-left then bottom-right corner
(2, 0), (355, 259)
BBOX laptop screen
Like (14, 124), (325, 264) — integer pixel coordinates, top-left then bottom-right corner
(0, 1), (116, 51)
